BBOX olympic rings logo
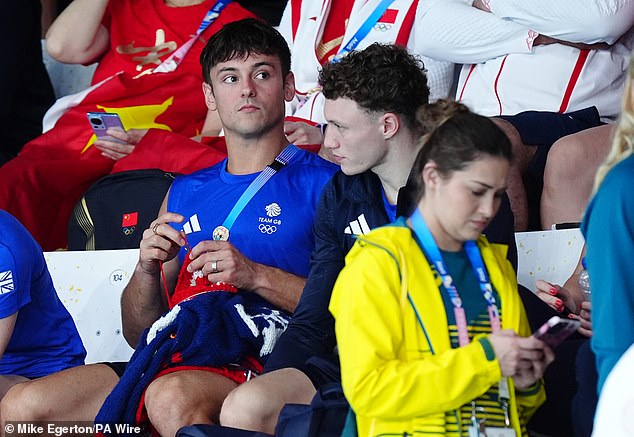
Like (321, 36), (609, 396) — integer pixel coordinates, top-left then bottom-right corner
(123, 226), (135, 236)
(374, 23), (392, 32)
(258, 224), (277, 234)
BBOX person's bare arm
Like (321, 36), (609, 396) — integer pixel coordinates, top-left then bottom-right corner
(533, 35), (610, 51)
(120, 193), (185, 347)
(248, 264), (306, 312)
(45, 0), (110, 64)
(186, 241), (306, 312)
(0, 313), (18, 359)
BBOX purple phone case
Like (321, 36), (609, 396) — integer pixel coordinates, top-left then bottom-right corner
(87, 112), (125, 140)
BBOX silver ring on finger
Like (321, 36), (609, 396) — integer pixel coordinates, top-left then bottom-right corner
(211, 260), (219, 273)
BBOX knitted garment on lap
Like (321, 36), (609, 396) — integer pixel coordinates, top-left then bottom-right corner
(95, 256), (290, 430)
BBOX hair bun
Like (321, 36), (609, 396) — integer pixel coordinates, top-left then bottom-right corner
(417, 99), (469, 135)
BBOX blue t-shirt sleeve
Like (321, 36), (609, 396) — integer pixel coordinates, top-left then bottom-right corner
(0, 245), (25, 318)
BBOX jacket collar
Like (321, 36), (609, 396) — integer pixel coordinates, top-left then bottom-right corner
(343, 170), (414, 216)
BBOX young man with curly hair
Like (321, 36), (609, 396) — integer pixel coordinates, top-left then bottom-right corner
(218, 43), (516, 434)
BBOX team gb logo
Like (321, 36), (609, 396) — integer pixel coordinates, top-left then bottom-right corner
(265, 203), (282, 217)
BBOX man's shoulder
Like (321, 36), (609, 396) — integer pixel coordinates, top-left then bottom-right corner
(323, 170), (381, 201)
(0, 211), (33, 253)
(316, 171), (391, 241)
(172, 160), (226, 185)
(289, 147), (338, 172)
(284, 148), (338, 187)
(0, 211), (44, 279)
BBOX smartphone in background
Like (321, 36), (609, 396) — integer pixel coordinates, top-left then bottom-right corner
(532, 315), (580, 349)
(87, 112), (126, 142)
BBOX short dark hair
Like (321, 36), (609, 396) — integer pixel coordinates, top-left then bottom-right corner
(409, 99), (513, 199)
(200, 18), (291, 84)
(318, 43), (429, 129)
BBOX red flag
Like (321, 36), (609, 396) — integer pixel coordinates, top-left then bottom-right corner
(0, 69), (207, 250)
(112, 129), (228, 175)
(379, 9), (398, 24)
(0, 5), (255, 251)
(122, 212), (139, 227)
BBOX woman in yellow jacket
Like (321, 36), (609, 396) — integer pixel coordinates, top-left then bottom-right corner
(330, 100), (554, 437)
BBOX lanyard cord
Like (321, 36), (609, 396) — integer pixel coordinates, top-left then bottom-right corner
(154, 0), (233, 73)
(409, 208), (501, 346)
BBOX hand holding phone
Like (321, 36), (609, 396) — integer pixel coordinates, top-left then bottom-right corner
(532, 316), (580, 349)
(87, 112), (126, 143)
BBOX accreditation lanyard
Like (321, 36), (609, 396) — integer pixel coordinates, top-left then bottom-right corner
(218, 145), (298, 239)
(155, 0), (232, 73)
(331, 0), (396, 62)
(410, 208), (501, 346)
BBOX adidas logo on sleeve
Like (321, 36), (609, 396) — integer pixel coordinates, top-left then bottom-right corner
(343, 214), (371, 236)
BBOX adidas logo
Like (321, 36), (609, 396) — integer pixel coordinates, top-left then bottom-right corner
(182, 214), (201, 234)
(344, 214), (371, 235)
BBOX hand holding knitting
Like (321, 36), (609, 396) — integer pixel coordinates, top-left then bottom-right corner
(141, 212), (187, 274)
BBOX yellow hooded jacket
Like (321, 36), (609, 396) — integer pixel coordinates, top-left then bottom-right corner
(330, 224), (545, 437)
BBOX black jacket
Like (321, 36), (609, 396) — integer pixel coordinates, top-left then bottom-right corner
(264, 170), (516, 385)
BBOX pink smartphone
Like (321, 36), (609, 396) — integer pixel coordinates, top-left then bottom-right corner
(87, 112), (126, 142)
(532, 316), (580, 349)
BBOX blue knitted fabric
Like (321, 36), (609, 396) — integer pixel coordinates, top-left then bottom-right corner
(95, 291), (289, 432)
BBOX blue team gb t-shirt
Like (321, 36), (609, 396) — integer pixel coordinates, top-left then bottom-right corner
(0, 210), (86, 378)
(168, 145), (338, 279)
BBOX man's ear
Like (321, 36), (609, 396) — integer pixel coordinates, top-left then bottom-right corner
(283, 71), (296, 102)
(381, 113), (400, 140)
(202, 82), (216, 111)
(422, 161), (441, 190)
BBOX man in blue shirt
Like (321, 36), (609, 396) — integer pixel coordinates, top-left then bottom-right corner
(220, 43), (516, 433)
(0, 19), (336, 433)
(115, 18), (336, 436)
(0, 210), (85, 397)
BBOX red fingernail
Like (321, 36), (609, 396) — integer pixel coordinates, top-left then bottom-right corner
(549, 287), (558, 296)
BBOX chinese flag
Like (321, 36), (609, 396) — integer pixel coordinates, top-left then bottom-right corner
(122, 212), (139, 227)
(0, 5), (255, 251)
(0, 69), (206, 251)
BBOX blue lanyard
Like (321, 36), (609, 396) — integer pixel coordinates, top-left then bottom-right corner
(197, 0), (232, 35)
(221, 145), (298, 234)
(410, 208), (501, 346)
(332, 0), (396, 62)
